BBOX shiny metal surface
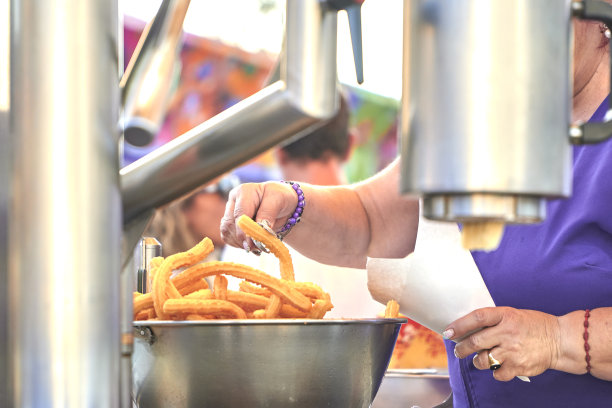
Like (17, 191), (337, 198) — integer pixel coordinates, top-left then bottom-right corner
(137, 237), (162, 293)
(121, 0), (340, 223)
(400, 0), (573, 222)
(0, 1), (10, 404)
(9, 0), (121, 406)
(372, 369), (451, 408)
(571, 0), (612, 144)
(120, 0), (190, 147)
(121, 258), (136, 408)
(423, 193), (546, 223)
(132, 319), (405, 408)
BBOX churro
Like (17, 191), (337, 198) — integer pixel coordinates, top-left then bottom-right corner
(237, 215), (295, 281)
(152, 238), (214, 319)
(384, 300), (400, 318)
(164, 299), (248, 319)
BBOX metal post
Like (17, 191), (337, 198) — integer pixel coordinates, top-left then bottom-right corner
(9, 0), (121, 406)
(1, 0), (11, 405)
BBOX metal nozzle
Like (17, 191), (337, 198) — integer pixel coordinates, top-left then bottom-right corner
(327, 0), (365, 84)
(346, 4), (364, 84)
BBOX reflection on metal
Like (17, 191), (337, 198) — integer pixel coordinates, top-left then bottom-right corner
(0, 1), (10, 405)
(422, 194), (546, 224)
(372, 369), (451, 408)
(400, 0), (573, 224)
(121, 257), (135, 408)
(120, 0), (191, 147)
(132, 319), (405, 407)
(570, 0), (612, 144)
(121, 0), (341, 224)
(9, 0), (121, 407)
(136, 237), (162, 293)
(120, 214), (155, 408)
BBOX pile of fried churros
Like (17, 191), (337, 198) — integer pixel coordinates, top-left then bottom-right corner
(133, 215), (400, 320)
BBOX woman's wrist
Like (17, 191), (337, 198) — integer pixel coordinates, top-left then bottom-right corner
(553, 310), (590, 375)
(276, 181), (305, 240)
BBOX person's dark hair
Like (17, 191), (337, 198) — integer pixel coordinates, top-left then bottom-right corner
(281, 94), (351, 161)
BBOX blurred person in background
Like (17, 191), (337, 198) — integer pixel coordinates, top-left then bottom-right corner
(145, 174), (239, 260)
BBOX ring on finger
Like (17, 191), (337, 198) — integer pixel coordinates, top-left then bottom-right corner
(488, 351), (502, 371)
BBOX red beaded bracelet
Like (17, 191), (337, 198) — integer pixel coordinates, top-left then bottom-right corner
(584, 309), (591, 374)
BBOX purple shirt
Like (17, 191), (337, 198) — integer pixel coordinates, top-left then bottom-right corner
(445, 96), (612, 408)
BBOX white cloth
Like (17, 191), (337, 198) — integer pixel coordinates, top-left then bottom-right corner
(366, 217), (495, 335)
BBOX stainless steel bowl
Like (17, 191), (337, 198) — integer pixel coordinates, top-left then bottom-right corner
(132, 318), (406, 408)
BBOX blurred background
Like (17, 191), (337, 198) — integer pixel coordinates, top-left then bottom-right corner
(121, 0), (403, 183)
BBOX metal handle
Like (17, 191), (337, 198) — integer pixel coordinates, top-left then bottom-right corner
(570, 0), (612, 144)
(120, 0), (191, 147)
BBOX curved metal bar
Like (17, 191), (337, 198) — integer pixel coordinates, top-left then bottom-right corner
(120, 0), (340, 224)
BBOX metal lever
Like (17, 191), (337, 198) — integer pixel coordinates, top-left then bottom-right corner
(328, 0), (365, 84)
(570, 0), (612, 144)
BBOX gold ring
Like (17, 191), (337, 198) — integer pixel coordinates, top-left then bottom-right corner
(488, 352), (502, 370)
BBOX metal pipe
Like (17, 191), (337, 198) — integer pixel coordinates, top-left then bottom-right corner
(121, 0), (340, 223)
(120, 0), (191, 147)
(120, 259), (136, 408)
(9, 0), (121, 406)
(0, 0), (11, 405)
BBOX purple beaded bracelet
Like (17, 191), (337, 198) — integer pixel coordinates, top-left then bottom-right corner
(276, 181), (305, 240)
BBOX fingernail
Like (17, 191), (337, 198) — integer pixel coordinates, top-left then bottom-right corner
(472, 354), (478, 367)
(252, 248), (261, 256)
(243, 240), (250, 253)
(442, 329), (454, 339)
(517, 376), (531, 382)
(453, 347), (460, 359)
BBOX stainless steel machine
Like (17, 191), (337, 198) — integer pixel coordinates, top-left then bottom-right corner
(400, 0), (612, 226)
(2, 0), (362, 406)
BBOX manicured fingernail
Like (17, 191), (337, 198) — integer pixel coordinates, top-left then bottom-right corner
(243, 240), (250, 253)
(442, 329), (454, 339)
(472, 354), (478, 367)
(453, 347), (460, 359)
(517, 376), (531, 382)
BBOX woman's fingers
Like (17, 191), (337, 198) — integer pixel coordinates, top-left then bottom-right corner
(447, 307), (505, 358)
(449, 307), (561, 381)
(220, 184), (258, 249)
(220, 182), (298, 249)
(446, 307), (504, 342)
(472, 350), (492, 370)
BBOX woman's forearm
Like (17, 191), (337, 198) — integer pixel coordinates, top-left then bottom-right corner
(284, 184), (372, 268)
(286, 159), (419, 268)
(554, 307), (612, 380)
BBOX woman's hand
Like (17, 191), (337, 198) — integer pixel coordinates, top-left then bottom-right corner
(220, 181), (298, 251)
(445, 307), (561, 381)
